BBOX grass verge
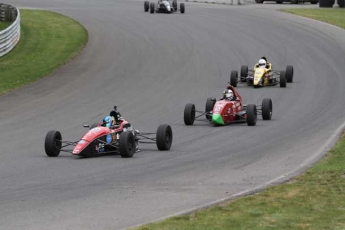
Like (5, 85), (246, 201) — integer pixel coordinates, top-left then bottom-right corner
(132, 10), (345, 230)
(133, 138), (345, 230)
(281, 9), (345, 30)
(0, 21), (11, 30)
(0, 10), (88, 95)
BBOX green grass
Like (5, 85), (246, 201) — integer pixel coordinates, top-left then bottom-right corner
(132, 11), (345, 230)
(133, 135), (345, 230)
(0, 21), (11, 30)
(0, 10), (88, 95)
(281, 9), (345, 30)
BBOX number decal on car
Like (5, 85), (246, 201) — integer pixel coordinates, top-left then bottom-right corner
(214, 106), (222, 112)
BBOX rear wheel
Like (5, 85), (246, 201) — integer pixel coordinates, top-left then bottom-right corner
(338, 0), (344, 7)
(286, 65), (294, 83)
(150, 2), (155, 13)
(180, 3), (185, 13)
(262, 98), (272, 120)
(240, 65), (248, 82)
(205, 97), (216, 120)
(184, 103), (195, 125)
(310, 0), (318, 3)
(144, 1), (149, 12)
(246, 104), (257, 126)
(156, 124), (173, 150)
(230, 70), (238, 87)
(319, 0), (334, 6)
(280, 71), (286, 88)
(45, 130), (62, 157)
(119, 132), (135, 158)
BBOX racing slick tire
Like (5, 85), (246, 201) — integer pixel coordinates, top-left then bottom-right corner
(319, 0), (334, 6)
(338, 0), (344, 7)
(90, 123), (99, 130)
(144, 1), (149, 12)
(240, 65), (248, 82)
(230, 70), (238, 87)
(184, 103), (195, 125)
(280, 71), (287, 88)
(119, 131), (136, 158)
(180, 3), (185, 13)
(310, 0), (318, 3)
(45, 130), (62, 157)
(150, 2), (155, 13)
(276, 0), (283, 3)
(262, 98), (273, 120)
(246, 104), (257, 126)
(156, 124), (173, 150)
(286, 65), (294, 83)
(172, 0), (178, 11)
(205, 97), (216, 120)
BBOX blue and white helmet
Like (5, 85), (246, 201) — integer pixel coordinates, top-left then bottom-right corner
(103, 116), (115, 127)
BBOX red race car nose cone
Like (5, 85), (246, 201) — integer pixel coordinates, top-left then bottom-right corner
(212, 114), (224, 125)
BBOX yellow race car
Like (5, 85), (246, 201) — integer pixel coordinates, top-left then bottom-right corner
(230, 61), (294, 88)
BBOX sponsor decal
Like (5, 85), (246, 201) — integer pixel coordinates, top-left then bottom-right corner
(106, 134), (112, 143)
(96, 143), (105, 153)
(214, 106), (222, 112)
(112, 133), (117, 142)
(91, 128), (100, 133)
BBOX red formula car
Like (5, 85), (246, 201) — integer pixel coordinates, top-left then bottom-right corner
(44, 107), (172, 158)
(184, 85), (272, 126)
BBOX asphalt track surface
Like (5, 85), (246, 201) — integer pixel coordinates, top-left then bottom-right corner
(1, 1), (345, 229)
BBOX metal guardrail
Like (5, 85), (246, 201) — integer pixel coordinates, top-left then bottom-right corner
(0, 3), (20, 57)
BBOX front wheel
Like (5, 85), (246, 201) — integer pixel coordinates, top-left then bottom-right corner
(230, 70), (238, 87)
(180, 3), (185, 13)
(184, 103), (195, 125)
(246, 104), (257, 126)
(286, 65), (294, 83)
(240, 65), (248, 82)
(156, 124), (173, 150)
(45, 130), (62, 157)
(280, 71), (286, 88)
(150, 2), (155, 13)
(119, 131), (136, 158)
(144, 1), (149, 12)
(172, 0), (178, 11)
(205, 97), (216, 120)
(262, 98), (272, 120)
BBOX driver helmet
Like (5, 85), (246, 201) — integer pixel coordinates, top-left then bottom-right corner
(258, 59), (267, 68)
(223, 89), (234, 100)
(103, 116), (115, 128)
